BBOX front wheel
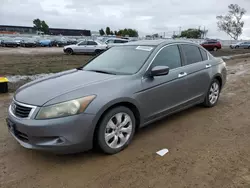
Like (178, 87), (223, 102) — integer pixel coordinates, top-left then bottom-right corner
(97, 106), (136, 154)
(213, 47), (218, 51)
(203, 79), (221, 107)
(65, 48), (73, 55)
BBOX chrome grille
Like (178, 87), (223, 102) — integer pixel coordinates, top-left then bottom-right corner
(11, 102), (33, 118)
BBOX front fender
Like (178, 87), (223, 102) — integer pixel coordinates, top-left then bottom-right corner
(88, 97), (143, 129)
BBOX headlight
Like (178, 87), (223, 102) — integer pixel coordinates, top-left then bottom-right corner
(36, 95), (96, 119)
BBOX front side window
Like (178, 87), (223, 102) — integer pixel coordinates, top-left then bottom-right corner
(151, 45), (181, 70)
(83, 46), (154, 75)
(181, 44), (203, 65)
(78, 41), (87, 46)
(106, 39), (114, 44)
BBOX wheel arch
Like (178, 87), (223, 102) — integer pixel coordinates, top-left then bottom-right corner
(92, 98), (142, 145)
(212, 73), (223, 88)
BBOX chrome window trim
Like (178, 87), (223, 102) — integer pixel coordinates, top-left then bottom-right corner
(143, 42), (211, 79)
(9, 99), (37, 120)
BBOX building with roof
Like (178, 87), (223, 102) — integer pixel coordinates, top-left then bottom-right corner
(0, 25), (91, 36)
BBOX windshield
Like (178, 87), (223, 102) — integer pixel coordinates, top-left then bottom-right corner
(83, 45), (154, 75)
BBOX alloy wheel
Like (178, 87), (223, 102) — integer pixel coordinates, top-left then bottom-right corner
(104, 112), (133, 149)
(209, 82), (220, 105)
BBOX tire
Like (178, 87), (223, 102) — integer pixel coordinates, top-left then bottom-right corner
(235, 46), (239, 49)
(203, 79), (221, 107)
(65, 48), (73, 55)
(97, 106), (136, 154)
(95, 49), (102, 55)
(213, 47), (218, 51)
(248, 46), (250, 49)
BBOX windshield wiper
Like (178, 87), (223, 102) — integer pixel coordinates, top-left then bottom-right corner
(87, 70), (116, 75)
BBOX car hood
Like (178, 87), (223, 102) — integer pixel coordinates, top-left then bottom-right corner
(64, 44), (76, 49)
(14, 69), (117, 106)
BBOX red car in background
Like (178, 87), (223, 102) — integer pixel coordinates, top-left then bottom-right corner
(200, 40), (222, 51)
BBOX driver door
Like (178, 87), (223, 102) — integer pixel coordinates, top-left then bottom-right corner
(137, 45), (190, 122)
(75, 41), (88, 53)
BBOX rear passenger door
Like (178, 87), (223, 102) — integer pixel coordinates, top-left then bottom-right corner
(180, 44), (211, 103)
(87, 41), (98, 53)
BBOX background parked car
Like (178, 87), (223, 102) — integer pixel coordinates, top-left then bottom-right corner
(14, 37), (23, 46)
(230, 41), (250, 49)
(51, 39), (68, 47)
(200, 40), (222, 51)
(1, 38), (19, 47)
(67, 39), (78, 45)
(39, 39), (52, 47)
(63, 40), (108, 55)
(105, 38), (129, 48)
(20, 39), (37, 47)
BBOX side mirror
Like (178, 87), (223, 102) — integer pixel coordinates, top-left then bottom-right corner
(150, 66), (169, 77)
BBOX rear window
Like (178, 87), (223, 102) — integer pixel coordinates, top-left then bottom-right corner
(181, 44), (203, 65)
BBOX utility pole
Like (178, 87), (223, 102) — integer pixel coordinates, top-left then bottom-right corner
(179, 27), (182, 36)
(203, 26), (206, 39)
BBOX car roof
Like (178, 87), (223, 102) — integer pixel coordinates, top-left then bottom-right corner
(122, 39), (198, 46)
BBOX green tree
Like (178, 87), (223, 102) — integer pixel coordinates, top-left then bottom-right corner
(99, 28), (105, 36)
(33, 18), (42, 31)
(180, 28), (206, 39)
(106, 27), (111, 35)
(117, 28), (138, 37)
(33, 18), (49, 34)
(216, 4), (246, 40)
(114, 31), (118, 35)
(41, 21), (49, 34)
(110, 31), (114, 35)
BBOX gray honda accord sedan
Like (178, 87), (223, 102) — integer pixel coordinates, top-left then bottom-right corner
(7, 40), (227, 154)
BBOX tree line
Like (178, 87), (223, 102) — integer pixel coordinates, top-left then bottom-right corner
(33, 3), (246, 40)
(99, 27), (138, 37)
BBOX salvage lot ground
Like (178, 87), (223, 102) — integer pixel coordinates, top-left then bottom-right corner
(1, 48), (250, 187)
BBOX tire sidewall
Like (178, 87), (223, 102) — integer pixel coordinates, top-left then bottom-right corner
(66, 48), (73, 55)
(97, 106), (136, 154)
(204, 79), (221, 107)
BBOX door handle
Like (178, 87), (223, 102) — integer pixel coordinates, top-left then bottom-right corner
(178, 72), (187, 78)
(205, 64), (212, 68)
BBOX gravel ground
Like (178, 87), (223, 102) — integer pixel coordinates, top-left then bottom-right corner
(1, 51), (250, 187)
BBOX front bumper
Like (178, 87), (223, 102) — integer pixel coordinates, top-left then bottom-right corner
(7, 110), (96, 154)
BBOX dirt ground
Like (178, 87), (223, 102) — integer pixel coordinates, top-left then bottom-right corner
(1, 49), (250, 187)
(1, 47), (250, 76)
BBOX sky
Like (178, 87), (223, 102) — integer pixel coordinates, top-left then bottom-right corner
(1, 0), (250, 39)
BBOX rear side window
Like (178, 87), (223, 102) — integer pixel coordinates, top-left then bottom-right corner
(152, 45), (181, 69)
(181, 44), (203, 65)
(199, 48), (208, 61)
(87, 41), (97, 45)
(114, 40), (123, 43)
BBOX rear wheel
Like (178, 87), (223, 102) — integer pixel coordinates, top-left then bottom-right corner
(97, 106), (136, 154)
(95, 49), (102, 55)
(213, 47), (218, 51)
(65, 48), (73, 55)
(203, 79), (221, 107)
